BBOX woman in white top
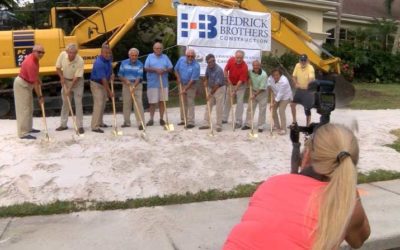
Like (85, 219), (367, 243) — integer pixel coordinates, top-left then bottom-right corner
(267, 68), (293, 135)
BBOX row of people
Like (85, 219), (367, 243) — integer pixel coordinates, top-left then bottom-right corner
(14, 42), (315, 139)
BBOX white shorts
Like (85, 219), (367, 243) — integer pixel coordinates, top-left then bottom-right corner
(147, 87), (169, 104)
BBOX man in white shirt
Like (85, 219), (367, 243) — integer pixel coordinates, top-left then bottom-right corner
(268, 68), (293, 135)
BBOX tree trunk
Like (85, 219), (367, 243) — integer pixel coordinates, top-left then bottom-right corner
(392, 23), (400, 54)
(335, 0), (343, 48)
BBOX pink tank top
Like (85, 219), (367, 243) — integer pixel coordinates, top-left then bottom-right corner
(223, 174), (327, 250)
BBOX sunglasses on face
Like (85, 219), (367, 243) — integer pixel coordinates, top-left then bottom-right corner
(187, 55), (195, 58)
(35, 50), (45, 55)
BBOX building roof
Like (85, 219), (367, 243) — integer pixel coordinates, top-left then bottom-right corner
(342, 0), (400, 20)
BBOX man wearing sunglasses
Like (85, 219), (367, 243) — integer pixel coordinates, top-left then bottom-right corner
(291, 54), (315, 126)
(13, 44), (45, 140)
(174, 49), (200, 129)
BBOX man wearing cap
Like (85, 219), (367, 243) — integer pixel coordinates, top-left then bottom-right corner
(55, 43), (85, 134)
(90, 44), (114, 133)
(174, 48), (200, 129)
(199, 54), (226, 132)
(118, 48), (145, 130)
(223, 50), (248, 129)
(291, 54), (315, 126)
(13, 44), (45, 140)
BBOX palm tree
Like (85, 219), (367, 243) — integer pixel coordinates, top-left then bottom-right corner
(0, 0), (18, 9)
(335, 0), (343, 48)
(385, 0), (399, 54)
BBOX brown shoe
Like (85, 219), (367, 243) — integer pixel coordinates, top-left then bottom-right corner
(56, 126), (68, 131)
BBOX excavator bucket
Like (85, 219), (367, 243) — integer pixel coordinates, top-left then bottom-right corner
(324, 74), (356, 108)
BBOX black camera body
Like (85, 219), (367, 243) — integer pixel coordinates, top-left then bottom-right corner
(292, 79), (336, 135)
(289, 79), (336, 173)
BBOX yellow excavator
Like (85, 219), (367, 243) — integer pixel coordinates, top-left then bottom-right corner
(0, 0), (353, 117)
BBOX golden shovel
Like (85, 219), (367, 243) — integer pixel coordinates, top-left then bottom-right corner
(110, 79), (123, 136)
(159, 75), (174, 131)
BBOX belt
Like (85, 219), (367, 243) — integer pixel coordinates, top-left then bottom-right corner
(90, 79), (102, 84)
(64, 78), (73, 81)
(18, 75), (34, 85)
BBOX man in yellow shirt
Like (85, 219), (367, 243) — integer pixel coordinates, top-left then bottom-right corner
(291, 54), (315, 126)
(55, 43), (85, 134)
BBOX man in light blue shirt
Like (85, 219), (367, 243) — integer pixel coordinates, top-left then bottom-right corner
(144, 42), (173, 126)
(174, 49), (200, 128)
(118, 48), (144, 130)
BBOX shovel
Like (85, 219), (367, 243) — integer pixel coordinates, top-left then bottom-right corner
(65, 89), (84, 137)
(110, 79), (123, 136)
(178, 82), (188, 129)
(269, 92), (275, 138)
(38, 87), (50, 141)
(248, 84), (258, 139)
(130, 85), (147, 139)
(204, 85), (214, 137)
(159, 75), (174, 131)
(228, 84), (236, 132)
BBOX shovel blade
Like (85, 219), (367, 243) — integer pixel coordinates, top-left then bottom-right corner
(113, 129), (123, 136)
(249, 132), (258, 138)
(164, 124), (175, 131)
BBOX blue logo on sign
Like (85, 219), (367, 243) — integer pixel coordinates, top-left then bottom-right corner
(181, 13), (217, 39)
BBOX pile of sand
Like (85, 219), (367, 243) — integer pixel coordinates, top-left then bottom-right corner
(1, 105), (400, 206)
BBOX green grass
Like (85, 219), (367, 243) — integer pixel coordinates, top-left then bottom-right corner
(0, 183), (260, 218)
(2, 169), (400, 218)
(350, 83), (400, 109)
(386, 129), (400, 152)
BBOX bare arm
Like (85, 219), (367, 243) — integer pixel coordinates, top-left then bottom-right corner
(345, 193), (371, 248)
(101, 78), (113, 98)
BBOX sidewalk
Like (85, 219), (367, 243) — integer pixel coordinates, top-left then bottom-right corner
(0, 180), (399, 250)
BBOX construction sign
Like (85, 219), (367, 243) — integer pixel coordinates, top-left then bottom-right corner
(178, 5), (271, 51)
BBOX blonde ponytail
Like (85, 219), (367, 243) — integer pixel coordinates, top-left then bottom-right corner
(310, 124), (359, 250)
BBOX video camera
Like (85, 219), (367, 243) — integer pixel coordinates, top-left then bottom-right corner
(289, 79), (335, 173)
(290, 79), (335, 135)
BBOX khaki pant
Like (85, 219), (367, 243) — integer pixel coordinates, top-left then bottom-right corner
(13, 76), (34, 137)
(60, 79), (84, 128)
(245, 90), (268, 129)
(203, 85), (225, 129)
(122, 84), (144, 126)
(179, 84), (196, 125)
(90, 81), (107, 130)
(223, 84), (246, 126)
(273, 99), (291, 132)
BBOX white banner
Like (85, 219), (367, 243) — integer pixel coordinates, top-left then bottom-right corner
(188, 46), (261, 76)
(178, 5), (271, 51)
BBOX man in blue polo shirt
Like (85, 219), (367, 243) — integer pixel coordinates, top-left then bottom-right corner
(118, 48), (144, 130)
(174, 49), (200, 128)
(144, 42), (173, 126)
(90, 44), (114, 133)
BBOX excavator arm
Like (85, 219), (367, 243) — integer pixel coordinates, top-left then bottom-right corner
(71, 0), (341, 74)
